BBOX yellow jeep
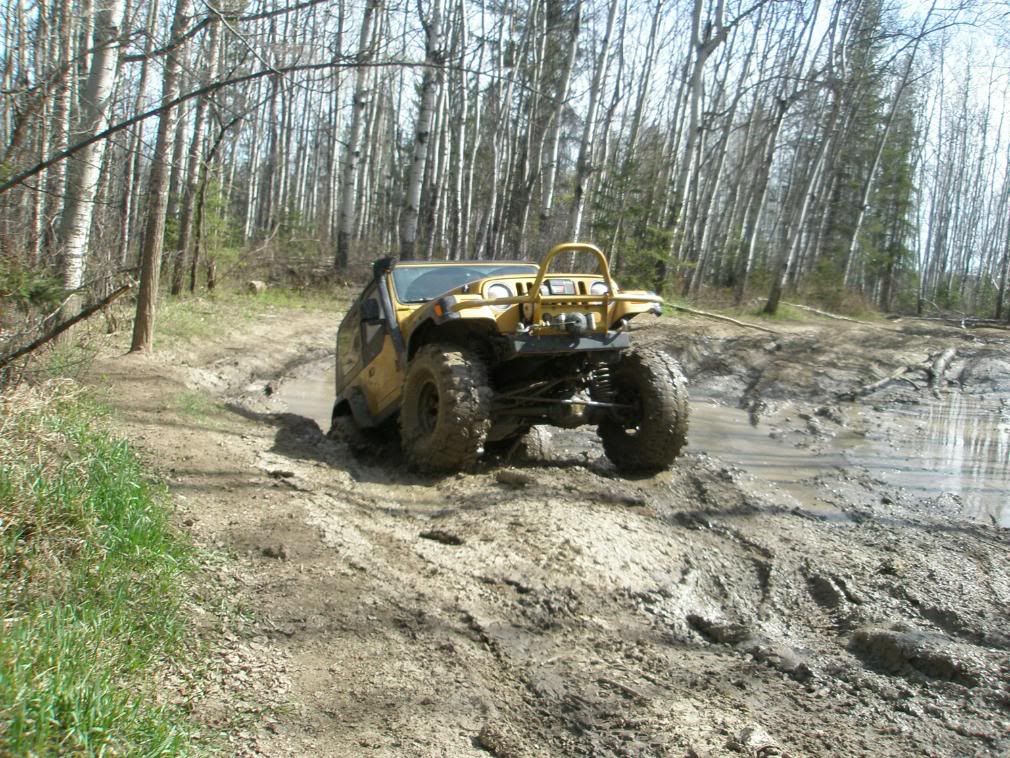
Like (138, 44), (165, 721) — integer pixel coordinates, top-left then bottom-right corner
(331, 243), (688, 472)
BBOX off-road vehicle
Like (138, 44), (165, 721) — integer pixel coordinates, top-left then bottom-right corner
(331, 242), (688, 473)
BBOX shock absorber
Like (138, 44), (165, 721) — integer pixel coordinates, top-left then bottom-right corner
(589, 362), (616, 403)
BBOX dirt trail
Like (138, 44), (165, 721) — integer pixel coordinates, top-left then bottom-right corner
(91, 308), (1010, 756)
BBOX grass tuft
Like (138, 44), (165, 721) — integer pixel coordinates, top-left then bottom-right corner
(1, 381), (196, 755)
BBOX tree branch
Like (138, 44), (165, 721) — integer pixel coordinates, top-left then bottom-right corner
(0, 283), (134, 371)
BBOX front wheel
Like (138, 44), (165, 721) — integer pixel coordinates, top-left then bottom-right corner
(598, 347), (689, 473)
(400, 344), (491, 472)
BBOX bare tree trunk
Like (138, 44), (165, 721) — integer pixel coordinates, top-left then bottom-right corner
(117, 0), (157, 267)
(324, 3), (345, 244)
(568, 0), (618, 241)
(171, 17), (220, 296)
(165, 101), (190, 239)
(129, 0), (193, 353)
(243, 79), (264, 241)
(450, 0), (469, 259)
(764, 113), (833, 315)
(336, 0), (382, 269)
(57, 0), (125, 313)
(462, 26), (486, 259)
(424, 81), (449, 260)
(400, 0), (444, 260)
(665, 0), (727, 258)
(190, 118), (238, 293)
(540, 0), (580, 226)
(42, 0), (74, 256)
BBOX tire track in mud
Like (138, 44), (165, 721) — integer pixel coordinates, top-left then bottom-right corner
(256, 411), (1010, 755)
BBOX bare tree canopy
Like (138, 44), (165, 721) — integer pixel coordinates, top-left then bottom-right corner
(2, 0), (1009, 350)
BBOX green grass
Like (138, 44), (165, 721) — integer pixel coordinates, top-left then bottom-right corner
(172, 389), (220, 420)
(156, 299), (220, 342)
(659, 294), (810, 324)
(0, 384), (197, 755)
(236, 285), (344, 311)
(153, 284), (345, 346)
(36, 335), (99, 380)
(750, 302), (812, 322)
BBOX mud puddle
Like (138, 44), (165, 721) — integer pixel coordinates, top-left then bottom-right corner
(847, 393), (1010, 527)
(275, 359), (1009, 526)
(274, 364), (334, 429)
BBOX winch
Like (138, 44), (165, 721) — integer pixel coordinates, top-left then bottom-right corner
(543, 311), (597, 336)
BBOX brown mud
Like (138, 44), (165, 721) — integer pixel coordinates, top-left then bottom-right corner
(91, 308), (1009, 756)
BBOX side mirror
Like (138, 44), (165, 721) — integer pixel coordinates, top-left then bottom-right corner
(360, 298), (383, 323)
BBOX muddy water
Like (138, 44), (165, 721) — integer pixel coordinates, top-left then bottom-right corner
(278, 366), (334, 429)
(276, 362), (1009, 527)
(847, 394), (1010, 527)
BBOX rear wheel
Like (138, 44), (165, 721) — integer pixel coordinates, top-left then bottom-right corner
(328, 405), (395, 457)
(400, 344), (491, 472)
(598, 347), (689, 473)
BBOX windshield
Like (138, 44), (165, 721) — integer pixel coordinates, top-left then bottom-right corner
(392, 263), (539, 303)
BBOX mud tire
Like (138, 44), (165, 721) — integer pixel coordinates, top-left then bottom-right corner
(598, 347), (689, 473)
(328, 410), (395, 457)
(400, 344), (492, 472)
(518, 426), (551, 460)
(484, 426), (552, 463)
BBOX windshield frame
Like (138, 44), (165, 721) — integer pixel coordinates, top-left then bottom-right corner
(390, 262), (540, 303)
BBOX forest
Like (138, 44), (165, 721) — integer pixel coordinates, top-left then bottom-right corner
(2, 0), (1010, 354)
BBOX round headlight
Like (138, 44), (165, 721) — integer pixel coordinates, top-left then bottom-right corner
(590, 280), (609, 295)
(486, 282), (512, 308)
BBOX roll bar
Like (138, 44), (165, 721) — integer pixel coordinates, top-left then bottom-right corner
(530, 243), (617, 301)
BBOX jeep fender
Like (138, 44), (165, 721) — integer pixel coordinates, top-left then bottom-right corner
(406, 317), (501, 361)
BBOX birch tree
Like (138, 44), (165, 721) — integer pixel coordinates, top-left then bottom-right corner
(56, 0), (125, 312)
(540, 0), (581, 226)
(568, 0), (618, 241)
(336, 0), (382, 269)
(400, 0), (445, 260)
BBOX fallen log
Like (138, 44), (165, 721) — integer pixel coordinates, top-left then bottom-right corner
(781, 301), (864, 323)
(778, 301), (901, 331)
(897, 315), (1010, 330)
(664, 302), (780, 335)
(838, 348), (955, 402)
(837, 365), (919, 401)
(0, 282), (134, 371)
(929, 347), (956, 395)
